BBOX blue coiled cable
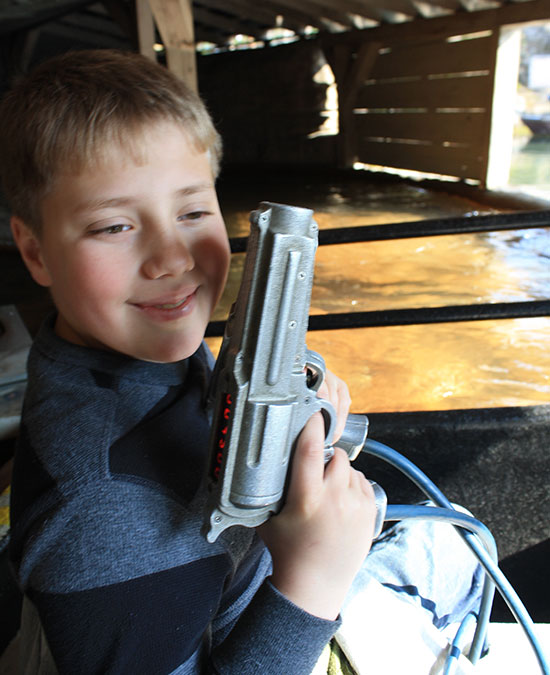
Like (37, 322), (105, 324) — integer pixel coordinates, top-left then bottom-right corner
(363, 438), (549, 674)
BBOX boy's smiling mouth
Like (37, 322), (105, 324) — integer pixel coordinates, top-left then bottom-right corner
(133, 288), (198, 319)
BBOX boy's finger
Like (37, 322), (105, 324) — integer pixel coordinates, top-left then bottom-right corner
(323, 446), (352, 485)
(287, 413), (326, 501)
(318, 373), (351, 442)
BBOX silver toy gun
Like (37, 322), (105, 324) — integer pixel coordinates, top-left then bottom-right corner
(203, 202), (386, 543)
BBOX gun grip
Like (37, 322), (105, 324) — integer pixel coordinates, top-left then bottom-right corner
(369, 481), (387, 539)
(338, 413), (369, 461)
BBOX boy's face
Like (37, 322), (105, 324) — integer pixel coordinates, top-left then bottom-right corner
(18, 122), (230, 362)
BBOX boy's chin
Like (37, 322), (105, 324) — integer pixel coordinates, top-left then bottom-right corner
(55, 314), (205, 363)
(128, 336), (204, 364)
(79, 334), (202, 364)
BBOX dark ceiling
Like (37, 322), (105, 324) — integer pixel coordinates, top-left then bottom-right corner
(0, 0), (545, 55)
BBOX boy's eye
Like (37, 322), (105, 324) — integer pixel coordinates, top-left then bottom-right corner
(91, 223), (132, 235)
(178, 210), (208, 222)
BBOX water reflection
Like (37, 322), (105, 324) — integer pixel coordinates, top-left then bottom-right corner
(209, 176), (550, 413)
(306, 320), (550, 413)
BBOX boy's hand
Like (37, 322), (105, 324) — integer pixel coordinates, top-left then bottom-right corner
(316, 368), (351, 444)
(259, 378), (376, 620)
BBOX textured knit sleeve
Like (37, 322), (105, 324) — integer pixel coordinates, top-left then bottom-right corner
(10, 325), (339, 675)
(211, 579), (340, 674)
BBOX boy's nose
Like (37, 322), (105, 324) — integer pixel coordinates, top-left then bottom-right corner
(141, 232), (195, 280)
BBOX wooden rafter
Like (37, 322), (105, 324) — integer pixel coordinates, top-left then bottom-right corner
(195, 0), (279, 32)
(416, 0), (463, 11)
(321, 0), (550, 46)
(147, 0), (197, 90)
(1, 0), (547, 47)
(267, 0), (357, 30)
(193, 6), (251, 37)
(260, 0), (321, 32)
(304, 0), (389, 23)
(136, 0), (156, 59)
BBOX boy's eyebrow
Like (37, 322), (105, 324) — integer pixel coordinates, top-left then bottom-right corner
(77, 197), (133, 213)
(76, 183), (215, 214)
(174, 183), (215, 199)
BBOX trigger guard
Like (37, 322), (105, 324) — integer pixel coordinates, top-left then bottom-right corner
(316, 397), (337, 450)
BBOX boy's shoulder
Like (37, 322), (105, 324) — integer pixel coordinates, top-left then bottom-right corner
(18, 314), (213, 495)
(25, 315), (213, 421)
(11, 317), (222, 591)
(28, 313), (211, 387)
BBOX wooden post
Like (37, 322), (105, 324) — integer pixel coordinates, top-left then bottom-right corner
(486, 26), (522, 189)
(136, 0), (156, 61)
(145, 0), (197, 92)
(325, 40), (381, 168)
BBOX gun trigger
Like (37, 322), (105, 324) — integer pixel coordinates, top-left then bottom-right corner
(306, 367), (319, 389)
(305, 350), (326, 392)
(318, 400), (337, 450)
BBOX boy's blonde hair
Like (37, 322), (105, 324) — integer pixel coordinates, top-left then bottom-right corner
(0, 49), (222, 233)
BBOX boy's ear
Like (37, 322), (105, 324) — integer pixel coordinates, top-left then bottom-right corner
(10, 216), (52, 287)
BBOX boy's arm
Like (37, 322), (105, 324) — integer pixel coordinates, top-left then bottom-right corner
(12, 323), (366, 674)
(17, 481), (342, 675)
(212, 371), (377, 671)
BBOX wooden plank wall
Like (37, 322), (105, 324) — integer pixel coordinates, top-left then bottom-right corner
(194, 1), (547, 177)
(197, 29), (499, 179)
(351, 30), (498, 181)
(198, 41), (338, 167)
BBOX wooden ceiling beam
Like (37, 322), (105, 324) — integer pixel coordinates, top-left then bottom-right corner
(193, 0), (355, 30)
(414, 0), (463, 11)
(136, 0), (156, 58)
(260, 0), (318, 32)
(307, 0), (417, 22)
(322, 0), (550, 46)
(304, 0), (385, 23)
(193, 6), (255, 36)
(363, 0), (419, 20)
(194, 0), (315, 35)
(194, 0), (276, 31)
(148, 0), (197, 90)
(266, 0), (357, 30)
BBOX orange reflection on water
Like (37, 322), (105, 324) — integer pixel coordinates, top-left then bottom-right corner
(305, 319), (550, 413)
(206, 317), (550, 414)
(211, 189), (549, 413)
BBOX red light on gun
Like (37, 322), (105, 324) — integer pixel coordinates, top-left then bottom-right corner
(210, 393), (232, 483)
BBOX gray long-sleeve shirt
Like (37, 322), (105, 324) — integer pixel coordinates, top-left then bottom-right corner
(9, 315), (339, 674)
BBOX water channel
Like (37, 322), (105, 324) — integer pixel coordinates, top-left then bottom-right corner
(208, 171), (550, 414)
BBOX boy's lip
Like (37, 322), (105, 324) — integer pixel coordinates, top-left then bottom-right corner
(131, 287), (199, 320)
(133, 286), (198, 309)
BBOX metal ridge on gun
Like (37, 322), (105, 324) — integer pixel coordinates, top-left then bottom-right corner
(203, 202), (384, 543)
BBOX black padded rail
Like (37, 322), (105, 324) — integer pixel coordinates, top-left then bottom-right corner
(228, 209), (550, 252)
(206, 210), (550, 338)
(206, 300), (550, 337)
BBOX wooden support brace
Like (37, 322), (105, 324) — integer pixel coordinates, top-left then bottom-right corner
(325, 40), (381, 168)
(341, 41), (381, 114)
(144, 0), (197, 92)
(136, 0), (156, 61)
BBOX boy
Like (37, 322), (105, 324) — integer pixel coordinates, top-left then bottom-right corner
(0, 49), (377, 673)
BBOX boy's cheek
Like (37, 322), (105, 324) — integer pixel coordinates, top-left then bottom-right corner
(50, 257), (125, 317)
(196, 233), (231, 286)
